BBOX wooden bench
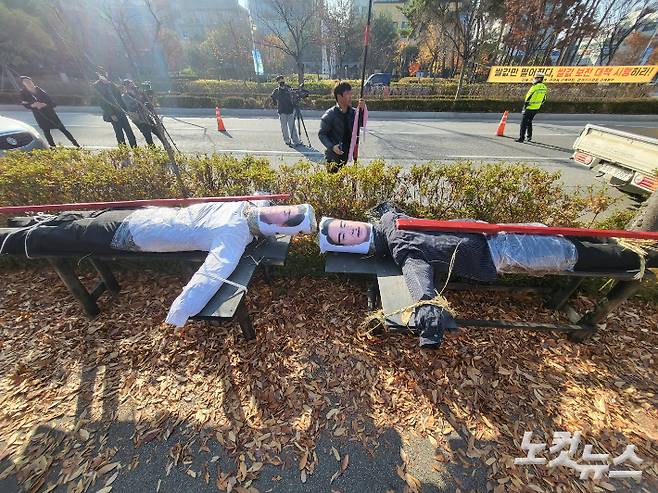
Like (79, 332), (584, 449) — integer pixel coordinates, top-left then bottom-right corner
(1, 230), (291, 340)
(325, 252), (654, 341)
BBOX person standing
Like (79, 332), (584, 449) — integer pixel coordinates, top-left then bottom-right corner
(121, 79), (165, 147)
(93, 69), (137, 148)
(271, 75), (302, 148)
(19, 76), (80, 148)
(318, 82), (365, 173)
(516, 72), (547, 143)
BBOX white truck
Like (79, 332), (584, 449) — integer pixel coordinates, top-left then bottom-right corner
(572, 124), (658, 197)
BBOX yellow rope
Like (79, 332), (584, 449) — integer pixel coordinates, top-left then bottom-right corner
(358, 295), (455, 336)
(614, 238), (658, 281)
(358, 241), (461, 336)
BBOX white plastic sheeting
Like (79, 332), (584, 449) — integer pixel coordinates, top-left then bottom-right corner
(486, 229), (578, 274)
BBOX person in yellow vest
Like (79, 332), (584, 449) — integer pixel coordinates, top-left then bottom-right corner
(516, 72), (547, 143)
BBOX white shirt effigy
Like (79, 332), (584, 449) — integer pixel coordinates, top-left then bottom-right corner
(118, 202), (254, 327)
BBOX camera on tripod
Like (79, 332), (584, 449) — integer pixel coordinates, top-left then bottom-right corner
(289, 84), (310, 107)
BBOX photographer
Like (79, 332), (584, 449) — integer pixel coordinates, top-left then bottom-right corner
(271, 75), (302, 148)
(93, 69), (137, 148)
(318, 81), (365, 172)
(121, 79), (165, 147)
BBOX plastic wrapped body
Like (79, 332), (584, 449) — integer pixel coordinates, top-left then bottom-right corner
(486, 231), (578, 274)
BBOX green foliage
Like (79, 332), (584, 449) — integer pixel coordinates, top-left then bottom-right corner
(0, 148), (613, 229)
(369, 14), (401, 73)
(0, 3), (55, 68)
(0, 148), (176, 208)
(594, 209), (637, 230)
(3, 90), (657, 114)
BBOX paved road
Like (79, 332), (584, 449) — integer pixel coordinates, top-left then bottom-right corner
(3, 105), (658, 192)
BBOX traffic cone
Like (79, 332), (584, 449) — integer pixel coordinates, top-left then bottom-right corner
(215, 106), (226, 132)
(496, 110), (509, 137)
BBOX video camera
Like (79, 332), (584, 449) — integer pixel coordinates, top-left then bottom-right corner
(289, 84), (310, 106)
(140, 80), (154, 102)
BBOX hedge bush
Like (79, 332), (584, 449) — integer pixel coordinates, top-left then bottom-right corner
(0, 148), (614, 228)
(5, 91), (657, 114)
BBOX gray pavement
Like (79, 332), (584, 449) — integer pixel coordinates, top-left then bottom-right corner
(2, 105), (658, 194)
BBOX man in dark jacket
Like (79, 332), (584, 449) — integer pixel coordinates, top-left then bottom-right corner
(93, 70), (137, 148)
(271, 75), (302, 147)
(121, 79), (165, 147)
(19, 76), (80, 148)
(318, 82), (364, 172)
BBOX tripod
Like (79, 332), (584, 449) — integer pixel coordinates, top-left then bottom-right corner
(293, 104), (311, 147)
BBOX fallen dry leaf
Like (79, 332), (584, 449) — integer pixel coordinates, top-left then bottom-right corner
(299, 450), (308, 471)
(97, 463), (119, 476)
(0, 274), (657, 493)
(104, 471), (119, 486)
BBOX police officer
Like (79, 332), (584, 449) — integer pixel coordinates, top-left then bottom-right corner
(516, 72), (547, 143)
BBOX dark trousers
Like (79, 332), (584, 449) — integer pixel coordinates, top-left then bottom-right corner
(42, 126), (80, 147)
(519, 109), (538, 141)
(573, 238), (658, 271)
(325, 148), (348, 174)
(110, 113), (137, 147)
(326, 158), (347, 174)
(135, 122), (165, 146)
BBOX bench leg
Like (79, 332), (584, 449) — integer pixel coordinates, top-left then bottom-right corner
(49, 258), (100, 318)
(579, 279), (643, 325)
(262, 264), (273, 285)
(567, 279), (642, 342)
(89, 259), (120, 295)
(235, 298), (256, 341)
(367, 278), (379, 311)
(546, 277), (582, 310)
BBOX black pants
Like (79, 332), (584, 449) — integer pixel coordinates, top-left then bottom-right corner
(135, 122), (165, 146)
(519, 109), (538, 141)
(325, 149), (347, 174)
(573, 238), (658, 271)
(110, 113), (137, 147)
(42, 126), (80, 147)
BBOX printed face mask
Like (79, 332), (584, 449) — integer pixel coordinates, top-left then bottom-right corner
(256, 204), (317, 236)
(318, 216), (373, 254)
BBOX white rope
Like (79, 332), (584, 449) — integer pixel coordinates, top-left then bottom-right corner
(0, 213), (57, 259)
(193, 235), (273, 296)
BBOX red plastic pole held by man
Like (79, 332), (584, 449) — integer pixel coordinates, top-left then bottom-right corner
(0, 194), (290, 215)
(396, 218), (658, 241)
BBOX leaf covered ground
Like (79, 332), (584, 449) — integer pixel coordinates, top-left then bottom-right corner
(0, 267), (656, 493)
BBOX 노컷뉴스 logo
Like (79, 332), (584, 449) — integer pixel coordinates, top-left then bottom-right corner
(514, 431), (643, 481)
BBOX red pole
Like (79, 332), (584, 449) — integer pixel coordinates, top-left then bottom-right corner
(395, 218), (658, 241)
(0, 194), (290, 215)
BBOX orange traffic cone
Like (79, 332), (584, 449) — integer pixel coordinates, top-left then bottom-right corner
(215, 106), (226, 132)
(496, 110), (509, 136)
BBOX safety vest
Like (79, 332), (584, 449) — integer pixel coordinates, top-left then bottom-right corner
(524, 83), (547, 110)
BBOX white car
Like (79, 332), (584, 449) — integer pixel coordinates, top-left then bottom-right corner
(0, 115), (49, 156)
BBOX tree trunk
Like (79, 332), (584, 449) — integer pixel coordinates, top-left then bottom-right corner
(297, 61), (305, 85)
(494, 20), (506, 64)
(454, 60), (466, 101)
(628, 191), (658, 232)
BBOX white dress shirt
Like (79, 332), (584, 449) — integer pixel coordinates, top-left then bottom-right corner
(116, 202), (254, 326)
